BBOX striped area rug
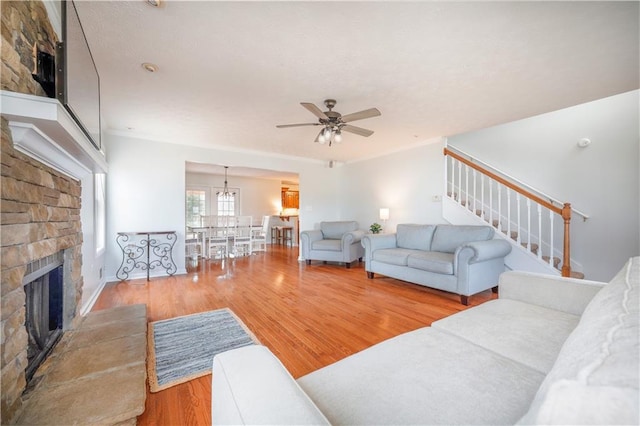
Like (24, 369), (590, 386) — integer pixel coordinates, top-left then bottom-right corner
(147, 308), (259, 392)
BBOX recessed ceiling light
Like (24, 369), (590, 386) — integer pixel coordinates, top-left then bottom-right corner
(141, 62), (158, 73)
(146, 0), (161, 7)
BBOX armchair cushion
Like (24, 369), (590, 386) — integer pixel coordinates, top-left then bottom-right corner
(312, 239), (341, 251)
(408, 252), (455, 275)
(396, 224), (436, 251)
(431, 225), (494, 253)
(321, 221), (358, 239)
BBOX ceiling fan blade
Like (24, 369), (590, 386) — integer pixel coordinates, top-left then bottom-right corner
(276, 123), (320, 128)
(301, 102), (329, 120)
(342, 124), (374, 137)
(340, 108), (381, 123)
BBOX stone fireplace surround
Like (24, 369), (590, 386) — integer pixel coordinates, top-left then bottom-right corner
(1, 115), (85, 422)
(1, 2), (109, 422)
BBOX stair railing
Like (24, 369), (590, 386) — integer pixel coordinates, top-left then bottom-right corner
(444, 147), (587, 277)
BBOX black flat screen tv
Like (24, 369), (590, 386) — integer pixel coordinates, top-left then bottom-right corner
(56, 0), (101, 150)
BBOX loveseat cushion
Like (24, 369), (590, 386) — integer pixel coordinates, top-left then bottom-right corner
(372, 248), (416, 266)
(320, 221), (358, 239)
(396, 224), (436, 251)
(519, 257), (639, 425)
(431, 225), (494, 253)
(311, 239), (341, 251)
(407, 251), (454, 275)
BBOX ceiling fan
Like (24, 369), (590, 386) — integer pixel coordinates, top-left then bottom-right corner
(276, 99), (381, 146)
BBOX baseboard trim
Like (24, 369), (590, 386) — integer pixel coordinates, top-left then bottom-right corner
(80, 279), (106, 316)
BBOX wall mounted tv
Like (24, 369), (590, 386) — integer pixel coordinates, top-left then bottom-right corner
(56, 0), (101, 150)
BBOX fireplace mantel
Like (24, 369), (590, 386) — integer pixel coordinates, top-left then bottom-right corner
(1, 90), (107, 179)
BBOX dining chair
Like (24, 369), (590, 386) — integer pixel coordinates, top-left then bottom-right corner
(208, 215), (230, 259)
(251, 215), (269, 253)
(232, 216), (253, 256)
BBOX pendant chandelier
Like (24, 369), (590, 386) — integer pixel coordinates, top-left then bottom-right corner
(217, 166), (236, 199)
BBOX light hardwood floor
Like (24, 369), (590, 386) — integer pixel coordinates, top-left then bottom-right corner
(93, 245), (496, 425)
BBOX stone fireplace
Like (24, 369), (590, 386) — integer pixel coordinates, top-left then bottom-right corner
(1, 2), (106, 423)
(23, 250), (70, 384)
(1, 117), (84, 422)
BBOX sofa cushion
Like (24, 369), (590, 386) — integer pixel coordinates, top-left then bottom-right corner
(320, 221), (358, 239)
(298, 327), (545, 425)
(433, 299), (580, 374)
(396, 224), (436, 251)
(311, 239), (341, 251)
(407, 251), (454, 275)
(431, 225), (494, 253)
(372, 248), (416, 266)
(519, 257), (639, 425)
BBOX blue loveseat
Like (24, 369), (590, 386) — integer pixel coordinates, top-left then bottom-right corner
(362, 224), (512, 304)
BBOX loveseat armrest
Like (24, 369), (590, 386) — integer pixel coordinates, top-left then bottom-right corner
(499, 271), (606, 316)
(212, 345), (330, 425)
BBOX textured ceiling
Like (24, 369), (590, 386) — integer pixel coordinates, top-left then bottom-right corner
(75, 1), (639, 164)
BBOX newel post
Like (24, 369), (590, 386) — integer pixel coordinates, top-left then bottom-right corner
(561, 203), (572, 277)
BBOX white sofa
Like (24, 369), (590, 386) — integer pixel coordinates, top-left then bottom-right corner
(211, 257), (639, 425)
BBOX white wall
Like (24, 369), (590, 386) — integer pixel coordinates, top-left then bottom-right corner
(104, 134), (340, 280)
(447, 90), (640, 281)
(186, 172), (283, 221)
(79, 173), (106, 314)
(340, 139), (446, 233)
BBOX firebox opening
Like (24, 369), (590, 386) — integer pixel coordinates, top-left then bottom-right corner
(23, 252), (65, 384)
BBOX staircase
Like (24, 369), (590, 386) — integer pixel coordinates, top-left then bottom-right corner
(443, 146), (587, 279)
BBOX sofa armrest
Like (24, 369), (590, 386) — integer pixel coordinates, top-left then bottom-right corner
(456, 239), (512, 264)
(343, 229), (366, 245)
(499, 271), (606, 316)
(361, 233), (398, 262)
(212, 345), (330, 425)
(300, 230), (324, 258)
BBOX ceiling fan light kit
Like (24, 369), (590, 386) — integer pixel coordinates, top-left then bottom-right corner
(277, 99), (381, 147)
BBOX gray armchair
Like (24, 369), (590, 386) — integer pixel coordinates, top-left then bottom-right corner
(300, 221), (366, 268)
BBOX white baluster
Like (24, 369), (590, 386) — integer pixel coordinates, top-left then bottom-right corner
(465, 165), (470, 210)
(480, 174), (485, 220)
(449, 156), (455, 200)
(549, 209), (554, 267)
(473, 169), (477, 214)
(537, 204), (542, 260)
(497, 185), (502, 231)
(526, 198), (531, 252)
(457, 161), (462, 205)
(507, 188), (512, 239)
(516, 193), (521, 245)
(489, 178), (493, 226)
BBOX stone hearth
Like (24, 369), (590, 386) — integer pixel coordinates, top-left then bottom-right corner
(14, 304), (148, 425)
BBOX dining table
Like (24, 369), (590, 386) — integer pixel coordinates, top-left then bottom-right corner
(188, 225), (262, 258)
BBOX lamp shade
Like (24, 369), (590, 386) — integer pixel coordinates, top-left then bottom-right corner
(379, 208), (390, 221)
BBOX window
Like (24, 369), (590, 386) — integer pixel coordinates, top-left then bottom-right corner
(216, 190), (237, 216)
(94, 173), (106, 254)
(186, 189), (207, 227)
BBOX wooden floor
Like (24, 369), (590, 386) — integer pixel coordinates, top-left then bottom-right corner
(93, 245), (496, 425)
